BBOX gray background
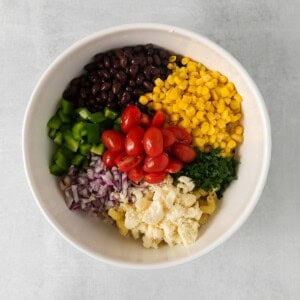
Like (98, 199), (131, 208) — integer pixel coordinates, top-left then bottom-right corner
(0, 0), (299, 299)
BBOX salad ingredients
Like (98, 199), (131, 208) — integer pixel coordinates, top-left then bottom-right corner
(47, 99), (119, 175)
(143, 127), (163, 157)
(109, 175), (218, 248)
(59, 155), (131, 213)
(101, 130), (125, 152)
(140, 56), (243, 156)
(62, 45), (172, 112)
(173, 148), (238, 197)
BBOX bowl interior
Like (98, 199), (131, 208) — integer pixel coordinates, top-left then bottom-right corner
(23, 25), (270, 268)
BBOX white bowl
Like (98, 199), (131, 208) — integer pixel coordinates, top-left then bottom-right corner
(22, 24), (271, 269)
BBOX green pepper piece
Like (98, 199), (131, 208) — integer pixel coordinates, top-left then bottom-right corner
(52, 150), (69, 170)
(90, 143), (105, 155)
(113, 123), (121, 131)
(79, 143), (91, 156)
(104, 107), (118, 120)
(114, 117), (121, 124)
(61, 99), (74, 115)
(49, 164), (66, 176)
(48, 128), (57, 139)
(59, 147), (73, 161)
(53, 132), (63, 145)
(76, 107), (91, 120)
(71, 154), (85, 166)
(89, 112), (106, 123)
(58, 110), (72, 123)
(72, 122), (87, 141)
(86, 123), (100, 144)
(47, 115), (62, 129)
(64, 130), (79, 152)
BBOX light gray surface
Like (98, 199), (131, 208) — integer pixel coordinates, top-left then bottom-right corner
(0, 0), (299, 299)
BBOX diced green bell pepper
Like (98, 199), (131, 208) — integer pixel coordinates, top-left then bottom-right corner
(90, 143), (105, 155)
(114, 117), (121, 124)
(53, 132), (63, 145)
(58, 110), (72, 123)
(71, 154), (85, 166)
(86, 123), (100, 144)
(64, 130), (79, 152)
(79, 143), (91, 156)
(52, 150), (69, 170)
(104, 107), (118, 120)
(72, 122), (87, 141)
(47, 115), (62, 129)
(60, 99), (74, 115)
(49, 164), (66, 176)
(113, 123), (121, 131)
(89, 112), (106, 123)
(48, 128), (57, 139)
(77, 107), (91, 120)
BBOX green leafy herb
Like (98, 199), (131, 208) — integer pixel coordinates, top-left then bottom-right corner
(173, 148), (239, 197)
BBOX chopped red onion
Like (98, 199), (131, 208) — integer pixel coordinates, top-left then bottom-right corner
(59, 155), (132, 214)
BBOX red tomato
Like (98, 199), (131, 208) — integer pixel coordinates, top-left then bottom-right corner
(115, 152), (144, 172)
(125, 126), (145, 156)
(128, 166), (144, 183)
(140, 113), (151, 128)
(143, 127), (163, 157)
(101, 130), (125, 152)
(143, 152), (169, 173)
(166, 158), (183, 173)
(144, 172), (167, 184)
(151, 110), (166, 128)
(121, 105), (142, 133)
(162, 128), (176, 148)
(166, 125), (193, 144)
(102, 150), (120, 168)
(171, 143), (196, 163)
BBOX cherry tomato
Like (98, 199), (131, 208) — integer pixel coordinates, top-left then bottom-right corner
(102, 150), (120, 168)
(121, 105), (142, 133)
(166, 158), (183, 173)
(125, 126), (145, 156)
(140, 113), (151, 128)
(171, 143), (196, 163)
(144, 172), (167, 184)
(128, 166), (144, 183)
(115, 152), (144, 172)
(151, 110), (166, 128)
(166, 125), (193, 144)
(162, 128), (176, 148)
(101, 130), (125, 152)
(143, 127), (163, 157)
(143, 152), (169, 173)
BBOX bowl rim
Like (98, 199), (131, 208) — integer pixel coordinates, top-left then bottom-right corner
(22, 23), (272, 269)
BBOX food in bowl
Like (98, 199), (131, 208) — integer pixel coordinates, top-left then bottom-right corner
(47, 44), (243, 249)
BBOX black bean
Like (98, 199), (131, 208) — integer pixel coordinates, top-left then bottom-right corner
(121, 91), (130, 102)
(112, 82), (121, 95)
(70, 77), (81, 86)
(143, 81), (154, 91)
(84, 62), (97, 72)
(131, 57), (141, 65)
(128, 79), (136, 87)
(133, 88), (144, 96)
(91, 84), (100, 95)
(108, 91), (115, 102)
(129, 64), (139, 77)
(80, 88), (88, 99)
(151, 67), (161, 77)
(115, 49), (125, 59)
(120, 56), (128, 68)
(147, 56), (153, 64)
(144, 65), (153, 79)
(97, 63), (104, 69)
(136, 73), (145, 85)
(153, 54), (161, 66)
(125, 86), (133, 92)
(104, 56), (111, 68)
(145, 43), (153, 50)
(133, 45), (143, 52)
(94, 53), (104, 62)
(109, 67), (117, 76)
(101, 82), (111, 91)
(139, 58), (147, 67)
(116, 71), (126, 83)
(101, 91), (108, 100)
(159, 49), (168, 58)
(113, 60), (121, 69)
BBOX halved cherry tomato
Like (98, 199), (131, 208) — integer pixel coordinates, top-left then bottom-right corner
(166, 125), (193, 144)
(101, 130), (125, 152)
(102, 150), (120, 168)
(162, 128), (176, 148)
(143, 152), (169, 173)
(171, 143), (196, 163)
(115, 152), (144, 172)
(166, 158), (183, 173)
(151, 110), (166, 128)
(125, 126), (145, 156)
(128, 166), (144, 183)
(143, 127), (163, 157)
(144, 172), (167, 184)
(140, 113), (151, 128)
(121, 105), (142, 133)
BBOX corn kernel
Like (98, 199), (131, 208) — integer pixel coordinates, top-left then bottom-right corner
(201, 122), (210, 133)
(167, 63), (175, 70)
(155, 78), (164, 87)
(231, 133), (243, 143)
(186, 106), (196, 117)
(235, 125), (244, 135)
(219, 75), (228, 83)
(169, 55), (177, 62)
(139, 95), (149, 105)
(181, 57), (190, 65)
(153, 86), (160, 94)
(230, 100), (241, 111)
(227, 139), (237, 149)
(170, 113), (179, 122)
(153, 103), (162, 110)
